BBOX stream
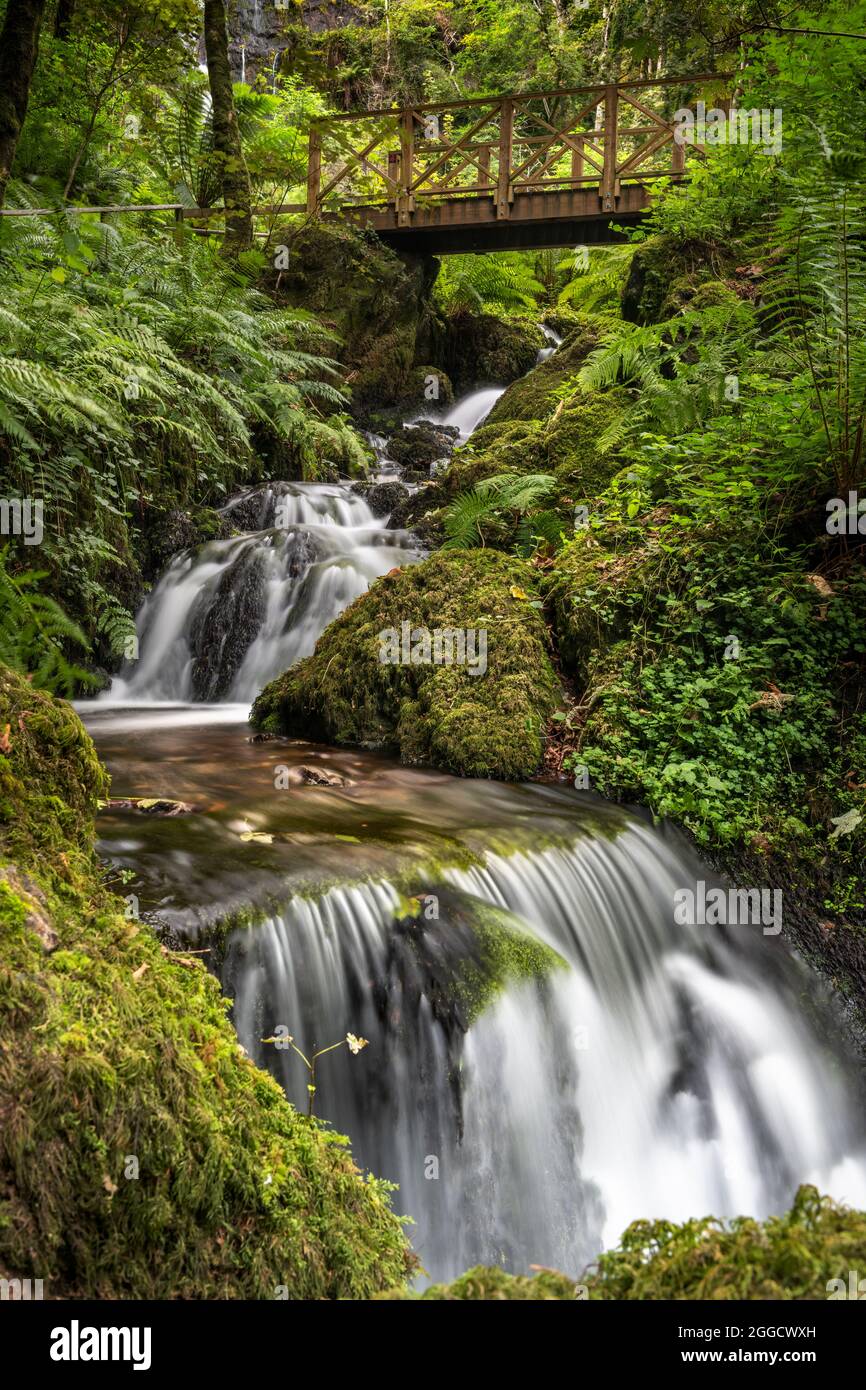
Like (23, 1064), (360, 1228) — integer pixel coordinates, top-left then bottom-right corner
(79, 351), (866, 1284)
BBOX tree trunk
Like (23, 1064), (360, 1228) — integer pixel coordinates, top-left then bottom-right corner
(54, 0), (75, 39)
(0, 0), (48, 209)
(203, 0), (252, 255)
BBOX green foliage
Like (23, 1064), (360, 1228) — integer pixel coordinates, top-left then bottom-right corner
(434, 253), (544, 317)
(0, 549), (93, 696)
(0, 208), (364, 652)
(441, 471), (557, 548)
(589, 1185), (866, 1300)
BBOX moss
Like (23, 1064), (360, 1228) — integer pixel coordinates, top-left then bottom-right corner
(250, 550), (563, 780)
(379, 1265), (580, 1299)
(450, 899), (566, 1025)
(444, 390), (627, 503)
(0, 665), (414, 1299)
(588, 1185), (866, 1300)
(485, 313), (602, 422)
(620, 234), (728, 325)
(437, 311), (544, 391)
(381, 1186), (866, 1300)
(271, 221), (438, 414)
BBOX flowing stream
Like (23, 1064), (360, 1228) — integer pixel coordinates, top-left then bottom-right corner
(81, 351), (866, 1284)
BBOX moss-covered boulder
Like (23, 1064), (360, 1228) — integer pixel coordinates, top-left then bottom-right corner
(250, 550), (563, 779)
(620, 233), (727, 325)
(443, 390), (627, 503)
(0, 665), (414, 1298)
(437, 311), (544, 390)
(271, 221), (439, 413)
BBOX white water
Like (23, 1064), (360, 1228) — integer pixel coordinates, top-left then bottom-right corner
(537, 322), (563, 363)
(108, 482), (420, 703)
(436, 385), (506, 439)
(224, 826), (866, 1281)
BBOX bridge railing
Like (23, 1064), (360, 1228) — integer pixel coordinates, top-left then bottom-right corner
(306, 75), (726, 223)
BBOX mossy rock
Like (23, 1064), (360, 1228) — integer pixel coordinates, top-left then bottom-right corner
(588, 1185), (866, 1300)
(444, 390), (627, 502)
(544, 528), (662, 684)
(437, 311), (544, 391)
(485, 314), (602, 423)
(250, 550), (563, 780)
(0, 665), (414, 1298)
(271, 221), (438, 412)
(621, 234), (726, 325)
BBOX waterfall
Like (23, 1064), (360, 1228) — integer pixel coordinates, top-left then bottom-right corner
(107, 483), (420, 703)
(222, 821), (866, 1282)
(83, 319), (866, 1288)
(537, 322), (563, 363)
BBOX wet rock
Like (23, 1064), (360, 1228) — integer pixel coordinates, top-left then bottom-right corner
(387, 482), (446, 545)
(188, 545), (269, 702)
(367, 481), (410, 517)
(297, 765), (349, 787)
(98, 798), (196, 816)
(137, 506), (234, 580)
(386, 421), (459, 472)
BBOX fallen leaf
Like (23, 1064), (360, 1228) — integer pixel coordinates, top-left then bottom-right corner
(239, 831), (274, 844)
(510, 585), (529, 600)
(0, 724), (11, 755)
(132, 962), (149, 981)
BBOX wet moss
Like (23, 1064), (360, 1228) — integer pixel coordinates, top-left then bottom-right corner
(588, 1185), (866, 1300)
(449, 898), (566, 1026)
(485, 314), (602, 423)
(444, 389), (627, 503)
(250, 550), (563, 781)
(379, 1265), (580, 1299)
(0, 665), (414, 1299)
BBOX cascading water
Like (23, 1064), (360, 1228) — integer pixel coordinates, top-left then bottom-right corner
(108, 482), (420, 703)
(221, 820), (866, 1281)
(83, 327), (866, 1286)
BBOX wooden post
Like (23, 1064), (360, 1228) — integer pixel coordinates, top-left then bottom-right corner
(399, 108), (415, 226)
(479, 144), (491, 191)
(497, 99), (514, 219)
(670, 131), (685, 177)
(571, 135), (584, 185)
(306, 125), (322, 215)
(600, 84), (618, 211)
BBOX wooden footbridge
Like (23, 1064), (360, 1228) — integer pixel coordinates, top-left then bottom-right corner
(306, 75), (727, 253)
(0, 75), (728, 254)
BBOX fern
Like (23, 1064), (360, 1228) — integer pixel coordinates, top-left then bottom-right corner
(0, 550), (94, 695)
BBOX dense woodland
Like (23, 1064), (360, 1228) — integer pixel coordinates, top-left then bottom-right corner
(0, 0), (865, 1304)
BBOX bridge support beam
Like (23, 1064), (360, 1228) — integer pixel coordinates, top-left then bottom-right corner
(600, 84), (619, 213)
(497, 99), (513, 219)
